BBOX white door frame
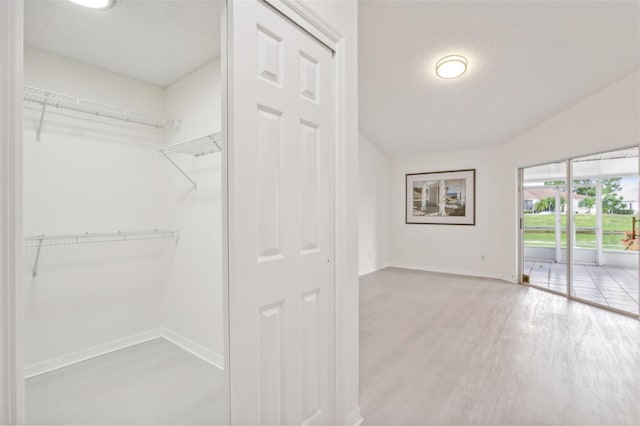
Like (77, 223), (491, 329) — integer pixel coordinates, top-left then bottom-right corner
(1, 0), (350, 424)
(0, 0), (25, 424)
(224, 0), (349, 423)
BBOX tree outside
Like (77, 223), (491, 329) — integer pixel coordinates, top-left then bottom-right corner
(543, 178), (631, 215)
(527, 177), (636, 250)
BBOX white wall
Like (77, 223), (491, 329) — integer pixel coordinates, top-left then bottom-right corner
(358, 134), (390, 275)
(389, 145), (508, 280)
(22, 47), (172, 365)
(162, 59), (224, 359)
(22, 49), (224, 368)
(386, 71), (639, 282)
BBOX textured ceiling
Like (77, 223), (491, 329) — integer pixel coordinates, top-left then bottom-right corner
(359, 1), (640, 157)
(25, 0), (223, 87)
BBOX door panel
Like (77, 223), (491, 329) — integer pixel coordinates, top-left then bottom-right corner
(228, 1), (335, 424)
(570, 150), (640, 315)
(521, 161), (568, 294)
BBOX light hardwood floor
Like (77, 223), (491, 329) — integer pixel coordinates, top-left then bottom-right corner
(360, 267), (640, 425)
(26, 338), (227, 425)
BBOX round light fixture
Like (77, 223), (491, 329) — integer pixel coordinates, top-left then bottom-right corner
(68, 0), (116, 10)
(435, 55), (468, 79)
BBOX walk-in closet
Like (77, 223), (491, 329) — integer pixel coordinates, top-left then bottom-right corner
(22, 1), (227, 424)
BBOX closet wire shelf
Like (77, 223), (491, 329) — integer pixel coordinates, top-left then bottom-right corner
(25, 230), (180, 278)
(157, 133), (222, 190)
(24, 86), (179, 142)
(157, 133), (222, 157)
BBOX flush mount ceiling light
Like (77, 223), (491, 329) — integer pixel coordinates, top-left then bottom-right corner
(435, 55), (468, 79)
(68, 0), (116, 10)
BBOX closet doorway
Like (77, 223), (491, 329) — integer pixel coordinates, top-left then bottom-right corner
(22, 1), (229, 424)
(520, 147), (640, 317)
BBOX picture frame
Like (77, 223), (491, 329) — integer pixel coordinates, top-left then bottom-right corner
(405, 169), (476, 225)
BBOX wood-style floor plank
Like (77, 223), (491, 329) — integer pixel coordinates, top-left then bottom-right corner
(360, 267), (640, 425)
(26, 338), (227, 425)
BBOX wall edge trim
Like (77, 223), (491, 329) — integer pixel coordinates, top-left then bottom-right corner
(161, 327), (225, 371)
(386, 263), (514, 283)
(345, 406), (363, 426)
(358, 263), (391, 277)
(25, 327), (224, 379)
(24, 328), (164, 378)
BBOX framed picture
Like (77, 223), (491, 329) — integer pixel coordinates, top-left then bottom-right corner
(406, 169), (475, 225)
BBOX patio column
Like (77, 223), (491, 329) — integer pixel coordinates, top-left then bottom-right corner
(596, 181), (603, 265)
(438, 180), (447, 216)
(556, 187), (561, 262)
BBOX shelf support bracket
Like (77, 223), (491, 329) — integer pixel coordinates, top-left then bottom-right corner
(212, 139), (221, 152)
(36, 97), (48, 143)
(161, 152), (198, 190)
(32, 237), (44, 277)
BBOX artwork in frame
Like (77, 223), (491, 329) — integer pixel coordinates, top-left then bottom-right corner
(406, 169), (476, 225)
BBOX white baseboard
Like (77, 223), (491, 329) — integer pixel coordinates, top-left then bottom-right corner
(25, 327), (224, 379)
(24, 328), (164, 379)
(386, 262), (514, 283)
(161, 327), (224, 371)
(346, 407), (364, 426)
(359, 263), (391, 277)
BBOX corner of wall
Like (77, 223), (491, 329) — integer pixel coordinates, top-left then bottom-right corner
(358, 133), (392, 276)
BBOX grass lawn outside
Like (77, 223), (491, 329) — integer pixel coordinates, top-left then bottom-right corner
(524, 213), (636, 251)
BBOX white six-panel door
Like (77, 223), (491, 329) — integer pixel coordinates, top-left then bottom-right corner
(227, 0), (335, 424)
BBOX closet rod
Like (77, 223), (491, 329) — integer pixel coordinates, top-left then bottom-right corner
(23, 86), (180, 142)
(25, 230), (180, 277)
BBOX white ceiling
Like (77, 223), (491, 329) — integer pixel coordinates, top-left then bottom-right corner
(24, 0), (223, 87)
(359, 1), (640, 157)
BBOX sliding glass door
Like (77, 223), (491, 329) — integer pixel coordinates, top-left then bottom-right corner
(520, 147), (640, 316)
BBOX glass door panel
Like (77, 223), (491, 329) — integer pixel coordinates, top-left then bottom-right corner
(570, 148), (639, 315)
(521, 161), (568, 294)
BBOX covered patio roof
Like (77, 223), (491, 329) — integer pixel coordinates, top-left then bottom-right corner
(523, 147), (638, 184)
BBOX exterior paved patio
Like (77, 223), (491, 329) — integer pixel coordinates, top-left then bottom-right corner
(524, 261), (639, 314)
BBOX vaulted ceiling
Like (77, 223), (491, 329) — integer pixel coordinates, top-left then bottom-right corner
(359, 1), (640, 157)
